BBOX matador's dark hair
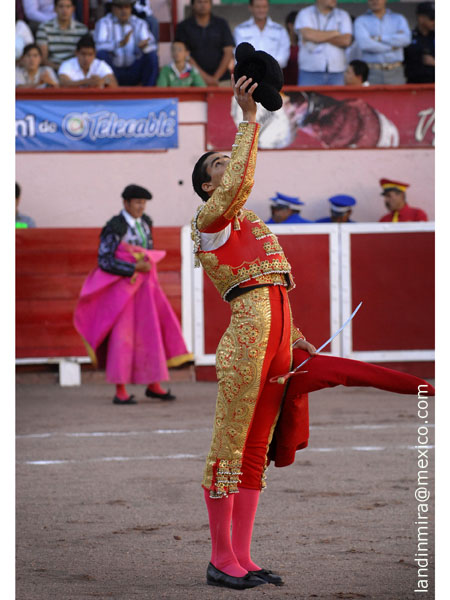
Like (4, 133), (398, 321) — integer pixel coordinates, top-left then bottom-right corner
(192, 152), (215, 202)
(121, 184), (152, 201)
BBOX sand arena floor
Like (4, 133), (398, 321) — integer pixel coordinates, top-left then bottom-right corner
(16, 376), (435, 599)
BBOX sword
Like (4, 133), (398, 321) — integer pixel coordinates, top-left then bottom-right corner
(270, 301), (363, 385)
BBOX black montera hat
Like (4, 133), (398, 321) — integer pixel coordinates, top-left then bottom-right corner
(234, 42), (284, 112)
(122, 184), (152, 201)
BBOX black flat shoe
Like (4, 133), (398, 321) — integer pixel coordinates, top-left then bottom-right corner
(206, 563), (266, 590)
(249, 568), (284, 586)
(112, 395), (137, 405)
(145, 388), (176, 401)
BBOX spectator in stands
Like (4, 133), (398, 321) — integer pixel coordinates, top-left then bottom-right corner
(345, 15), (363, 64)
(265, 193), (312, 224)
(379, 179), (428, 222)
(156, 40), (206, 87)
(234, 0), (290, 70)
(104, 0), (159, 41)
(74, 184), (193, 405)
(36, 0), (88, 71)
(315, 194), (356, 222)
(283, 10), (299, 85)
(16, 17), (34, 61)
(294, 0), (352, 86)
(95, 0), (158, 86)
(58, 34), (118, 87)
(404, 2), (435, 84)
(344, 59), (370, 86)
(23, 0), (57, 33)
(354, 0), (411, 85)
(175, 0), (235, 87)
(16, 43), (59, 87)
(16, 183), (36, 229)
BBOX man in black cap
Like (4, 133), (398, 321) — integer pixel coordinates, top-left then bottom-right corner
(74, 184), (193, 404)
(404, 2), (435, 84)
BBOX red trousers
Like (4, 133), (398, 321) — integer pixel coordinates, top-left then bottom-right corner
(202, 284), (295, 495)
(239, 285), (292, 490)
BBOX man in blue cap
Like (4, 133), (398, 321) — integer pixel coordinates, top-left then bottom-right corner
(316, 194), (356, 223)
(265, 192), (312, 224)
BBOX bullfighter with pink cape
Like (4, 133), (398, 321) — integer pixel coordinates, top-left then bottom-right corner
(74, 184), (193, 404)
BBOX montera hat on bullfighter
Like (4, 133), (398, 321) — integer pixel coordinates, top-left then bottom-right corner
(234, 42), (284, 112)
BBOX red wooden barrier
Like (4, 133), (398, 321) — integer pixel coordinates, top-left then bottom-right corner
(16, 227), (182, 359)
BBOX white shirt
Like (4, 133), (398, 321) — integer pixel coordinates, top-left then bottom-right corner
(16, 65), (58, 87)
(23, 0), (56, 23)
(16, 20), (34, 59)
(122, 208), (142, 229)
(199, 225), (231, 252)
(121, 209), (152, 247)
(58, 56), (114, 81)
(234, 17), (290, 69)
(294, 5), (352, 73)
(94, 13), (157, 68)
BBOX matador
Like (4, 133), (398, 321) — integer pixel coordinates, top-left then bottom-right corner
(191, 75), (435, 591)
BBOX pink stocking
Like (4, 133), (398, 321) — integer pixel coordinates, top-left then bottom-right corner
(231, 487), (261, 571)
(203, 489), (247, 577)
(115, 384), (129, 400)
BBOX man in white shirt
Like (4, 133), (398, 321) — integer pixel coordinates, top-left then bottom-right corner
(294, 0), (352, 85)
(234, 0), (290, 69)
(94, 0), (158, 86)
(58, 34), (118, 87)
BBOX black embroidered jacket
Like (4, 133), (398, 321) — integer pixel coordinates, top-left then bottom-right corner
(98, 213), (153, 277)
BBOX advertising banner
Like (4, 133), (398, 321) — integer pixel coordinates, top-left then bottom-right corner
(16, 98), (178, 152)
(206, 87), (434, 151)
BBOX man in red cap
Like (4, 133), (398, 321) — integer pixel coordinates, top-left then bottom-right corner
(379, 178), (428, 222)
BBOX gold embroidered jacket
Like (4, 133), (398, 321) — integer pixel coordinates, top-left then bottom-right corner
(191, 122), (295, 301)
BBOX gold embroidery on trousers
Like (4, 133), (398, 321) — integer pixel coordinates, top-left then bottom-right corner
(202, 287), (272, 497)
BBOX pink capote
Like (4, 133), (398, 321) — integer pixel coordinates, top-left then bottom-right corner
(74, 242), (193, 384)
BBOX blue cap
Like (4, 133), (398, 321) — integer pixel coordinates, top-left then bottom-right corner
(328, 194), (356, 213)
(270, 192), (304, 209)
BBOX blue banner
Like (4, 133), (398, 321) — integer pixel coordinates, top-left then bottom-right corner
(16, 98), (178, 152)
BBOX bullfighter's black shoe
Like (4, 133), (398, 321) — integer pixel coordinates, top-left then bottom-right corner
(206, 563), (266, 590)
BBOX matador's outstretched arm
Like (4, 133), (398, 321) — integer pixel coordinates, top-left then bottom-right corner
(197, 122), (260, 233)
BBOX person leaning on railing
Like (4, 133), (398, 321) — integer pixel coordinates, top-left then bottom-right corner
(16, 43), (59, 88)
(58, 34), (118, 87)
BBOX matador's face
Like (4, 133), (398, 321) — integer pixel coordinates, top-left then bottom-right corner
(202, 153), (231, 196)
(124, 198), (148, 219)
